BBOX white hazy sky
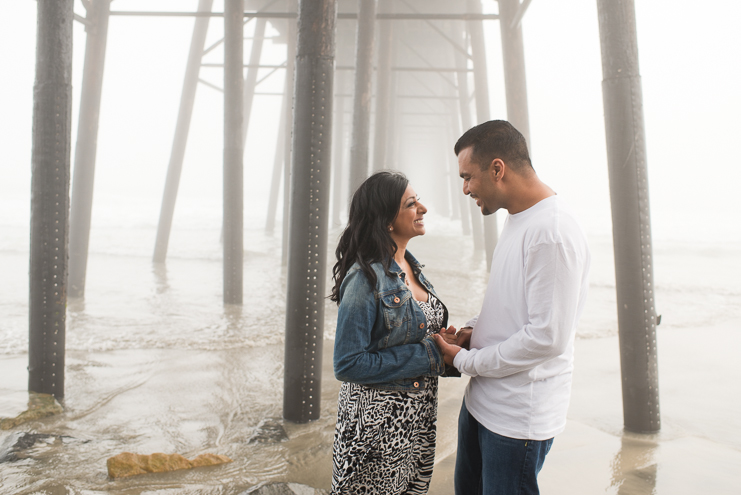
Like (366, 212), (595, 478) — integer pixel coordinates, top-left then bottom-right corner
(1, 0), (740, 244)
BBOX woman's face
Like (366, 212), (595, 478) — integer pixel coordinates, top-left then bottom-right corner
(390, 185), (427, 243)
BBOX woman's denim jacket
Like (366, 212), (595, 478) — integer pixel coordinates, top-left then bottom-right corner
(333, 251), (450, 392)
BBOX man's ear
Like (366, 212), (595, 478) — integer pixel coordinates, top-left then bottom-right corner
(490, 159), (505, 181)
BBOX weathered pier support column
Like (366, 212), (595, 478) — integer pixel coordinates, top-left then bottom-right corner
(154, 0), (213, 263)
(266, 74), (289, 234)
(242, 17), (267, 146)
(348, 0), (376, 192)
(68, 0), (111, 296)
(444, 127), (461, 221)
(597, 0), (660, 433)
(331, 68), (347, 226)
(223, 0), (244, 304)
(498, 0), (531, 144)
(386, 69), (399, 169)
(445, 112), (467, 228)
(467, 1), (496, 260)
(284, 0), (337, 423)
(29, 0), (74, 398)
(454, 25), (483, 248)
(281, 19), (297, 266)
(372, 0), (393, 173)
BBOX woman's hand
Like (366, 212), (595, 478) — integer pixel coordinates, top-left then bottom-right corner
(433, 333), (462, 366)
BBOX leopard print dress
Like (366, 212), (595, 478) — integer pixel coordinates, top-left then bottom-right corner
(330, 293), (446, 495)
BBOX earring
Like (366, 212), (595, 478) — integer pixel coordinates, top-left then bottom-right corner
(388, 227), (393, 232)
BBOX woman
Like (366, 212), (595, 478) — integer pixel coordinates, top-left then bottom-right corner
(329, 171), (455, 495)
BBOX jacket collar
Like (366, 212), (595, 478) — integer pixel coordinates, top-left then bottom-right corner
(389, 250), (424, 275)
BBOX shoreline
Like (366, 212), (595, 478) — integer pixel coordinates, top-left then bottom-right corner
(2, 320), (740, 493)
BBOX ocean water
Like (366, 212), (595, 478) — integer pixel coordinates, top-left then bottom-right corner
(1, 196), (739, 493)
(2, 195), (739, 354)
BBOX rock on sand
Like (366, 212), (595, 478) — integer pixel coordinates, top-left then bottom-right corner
(106, 452), (232, 478)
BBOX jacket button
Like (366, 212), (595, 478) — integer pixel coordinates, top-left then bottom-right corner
(419, 323), (425, 329)
(393, 297), (400, 303)
(413, 381), (419, 388)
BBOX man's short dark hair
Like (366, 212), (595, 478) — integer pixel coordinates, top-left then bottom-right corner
(454, 120), (533, 172)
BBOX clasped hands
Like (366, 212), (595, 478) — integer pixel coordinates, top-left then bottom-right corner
(433, 326), (472, 366)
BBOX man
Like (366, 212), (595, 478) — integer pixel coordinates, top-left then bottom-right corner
(434, 120), (590, 494)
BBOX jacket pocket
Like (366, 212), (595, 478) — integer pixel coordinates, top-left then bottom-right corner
(379, 289), (411, 347)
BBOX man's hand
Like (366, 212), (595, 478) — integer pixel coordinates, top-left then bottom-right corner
(456, 327), (473, 350)
(433, 333), (463, 366)
(439, 325), (457, 345)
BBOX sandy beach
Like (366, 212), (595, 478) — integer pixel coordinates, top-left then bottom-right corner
(1, 228), (740, 494)
(3, 323), (740, 494)
(431, 320), (741, 494)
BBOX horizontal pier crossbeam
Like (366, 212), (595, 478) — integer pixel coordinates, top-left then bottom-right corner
(109, 11), (499, 20)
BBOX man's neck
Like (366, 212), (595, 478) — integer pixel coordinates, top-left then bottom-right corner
(506, 177), (555, 215)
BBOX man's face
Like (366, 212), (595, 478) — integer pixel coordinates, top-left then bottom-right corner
(458, 146), (499, 215)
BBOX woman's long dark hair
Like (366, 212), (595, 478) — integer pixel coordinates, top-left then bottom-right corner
(329, 171), (409, 303)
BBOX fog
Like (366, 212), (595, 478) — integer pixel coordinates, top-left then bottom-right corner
(1, 0), (740, 246)
(2, 2), (741, 493)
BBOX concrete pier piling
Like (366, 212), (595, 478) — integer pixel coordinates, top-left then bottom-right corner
(242, 18), (267, 146)
(597, 0), (661, 433)
(223, 0), (244, 304)
(154, 0), (213, 264)
(281, 16), (297, 267)
(453, 29), (484, 248)
(467, 0), (498, 266)
(348, 0), (377, 193)
(266, 72), (290, 235)
(498, 0), (532, 144)
(283, 0), (337, 423)
(68, 0), (111, 296)
(331, 66), (348, 227)
(29, 0), (74, 398)
(372, 0), (394, 173)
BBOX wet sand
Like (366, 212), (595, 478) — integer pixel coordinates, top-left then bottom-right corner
(2, 320), (740, 494)
(429, 320), (741, 495)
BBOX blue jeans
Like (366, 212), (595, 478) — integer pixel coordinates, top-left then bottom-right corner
(455, 400), (553, 495)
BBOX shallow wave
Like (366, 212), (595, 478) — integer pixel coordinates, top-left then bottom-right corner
(1, 227), (739, 356)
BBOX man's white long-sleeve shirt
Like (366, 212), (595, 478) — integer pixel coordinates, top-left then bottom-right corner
(453, 195), (590, 440)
